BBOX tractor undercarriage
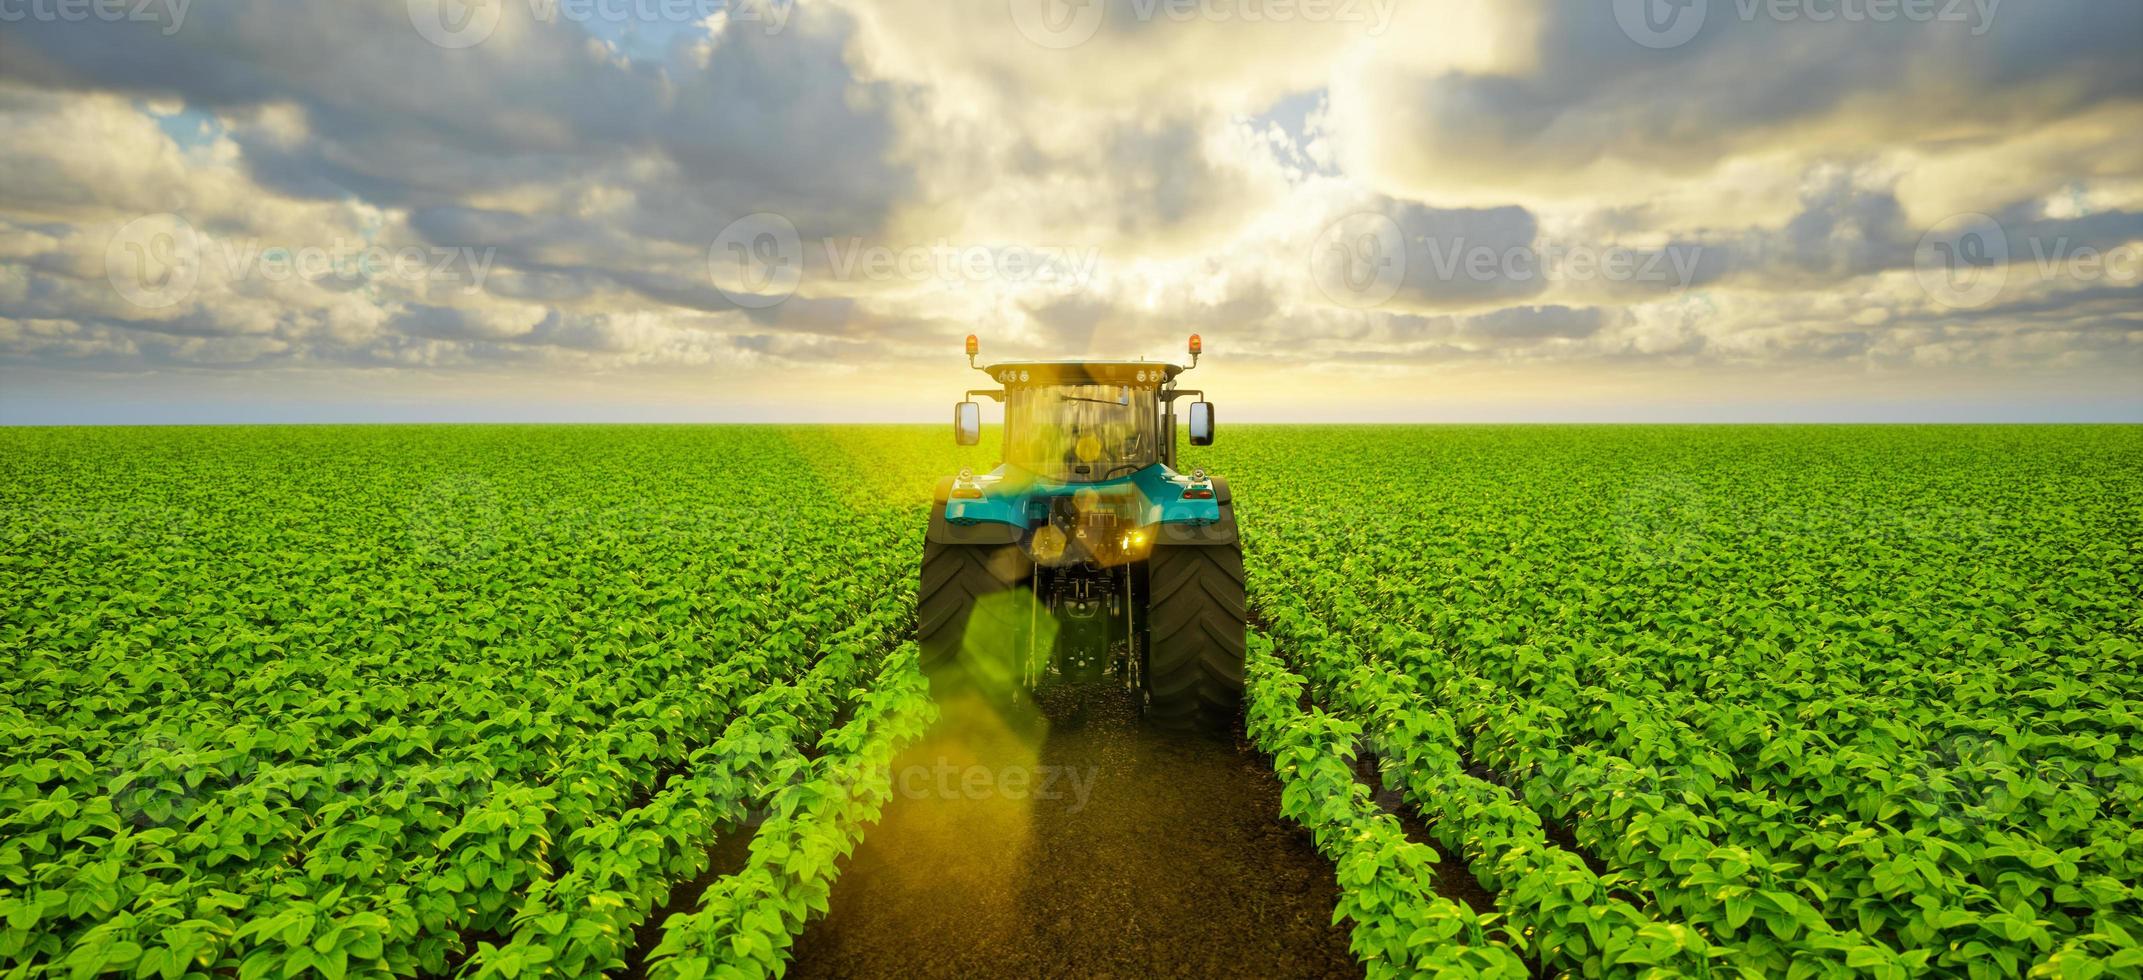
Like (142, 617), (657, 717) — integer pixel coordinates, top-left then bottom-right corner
(1028, 558), (1143, 688)
(1023, 490), (1151, 687)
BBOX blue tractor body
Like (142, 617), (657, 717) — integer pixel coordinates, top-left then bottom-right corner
(920, 341), (1245, 733)
(940, 464), (1223, 534)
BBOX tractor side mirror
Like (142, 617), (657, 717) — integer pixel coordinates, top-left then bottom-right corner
(954, 401), (982, 446)
(1187, 401), (1215, 446)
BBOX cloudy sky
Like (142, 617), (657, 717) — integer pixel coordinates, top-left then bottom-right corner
(0, 0), (2137, 423)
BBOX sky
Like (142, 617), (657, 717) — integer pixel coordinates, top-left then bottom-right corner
(0, 0), (2138, 423)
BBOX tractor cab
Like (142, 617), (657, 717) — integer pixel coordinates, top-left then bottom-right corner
(955, 357), (1210, 481)
(921, 336), (1245, 734)
(1001, 366), (1161, 483)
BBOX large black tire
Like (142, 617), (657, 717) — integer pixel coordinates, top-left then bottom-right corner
(1143, 540), (1247, 734)
(917, 539), (1035, 708)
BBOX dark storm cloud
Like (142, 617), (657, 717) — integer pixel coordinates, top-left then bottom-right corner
(1367, 1), (2143, 179)
(0, 0), (930, 379)
(1464, 305), (1606, 342)
(1388, 201), (1549, 309)
(478, 268), (603, 304)
(1024, 294), (1113, 351)
(0, 0), (912, 227)
(1097, 121), (1240, 236)
(0, 3), (656, 157)
(1892, 281), (2143, 328)
(386, 304), (530, 343)
(1626, 181), (2143, 295)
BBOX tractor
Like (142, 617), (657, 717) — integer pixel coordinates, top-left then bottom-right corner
(919, 334), (1245, 733)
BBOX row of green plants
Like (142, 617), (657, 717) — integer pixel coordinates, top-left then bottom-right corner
(1267, 588), (1895, 977)
(1274, 531), (2143, 977)
(8, 424), (2140, 977)
(1256, 598), (1746, 977)
(644, 645), (938, 979)
(1, 427), (972, 978)
(1242, 634), (1529, 977)
(1407, 613), (2139, 977)
(1206, 426), (2143, 978)
(1420, 561), (2140, 879)
(468, 605), (908, 977)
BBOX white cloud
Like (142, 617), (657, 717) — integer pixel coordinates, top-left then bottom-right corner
(0, 0), (2137, 419)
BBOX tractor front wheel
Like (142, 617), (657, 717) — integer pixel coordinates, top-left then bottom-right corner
(1142, 540), (1246, 734)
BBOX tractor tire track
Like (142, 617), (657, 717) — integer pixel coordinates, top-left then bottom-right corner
(786, 683), (1359, 978)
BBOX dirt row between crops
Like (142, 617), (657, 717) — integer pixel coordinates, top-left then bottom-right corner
(785, 682), (1361, 978)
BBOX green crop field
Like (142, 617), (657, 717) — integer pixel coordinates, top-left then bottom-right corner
(3, 425), (2140, 979)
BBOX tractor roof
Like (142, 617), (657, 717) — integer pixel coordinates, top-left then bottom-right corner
(982, 360), (1186, 386)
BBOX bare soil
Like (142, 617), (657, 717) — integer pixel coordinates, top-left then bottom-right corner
(787, 682), (1361, 979)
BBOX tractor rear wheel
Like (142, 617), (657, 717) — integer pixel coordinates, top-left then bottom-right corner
(1143, 540), (1246, 734)
(917, 539), (1036, 711)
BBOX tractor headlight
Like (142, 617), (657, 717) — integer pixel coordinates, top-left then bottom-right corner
(1019, 370), (1030, 382)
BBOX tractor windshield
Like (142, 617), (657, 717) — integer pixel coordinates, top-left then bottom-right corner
(1004, 383), (1159, 482)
